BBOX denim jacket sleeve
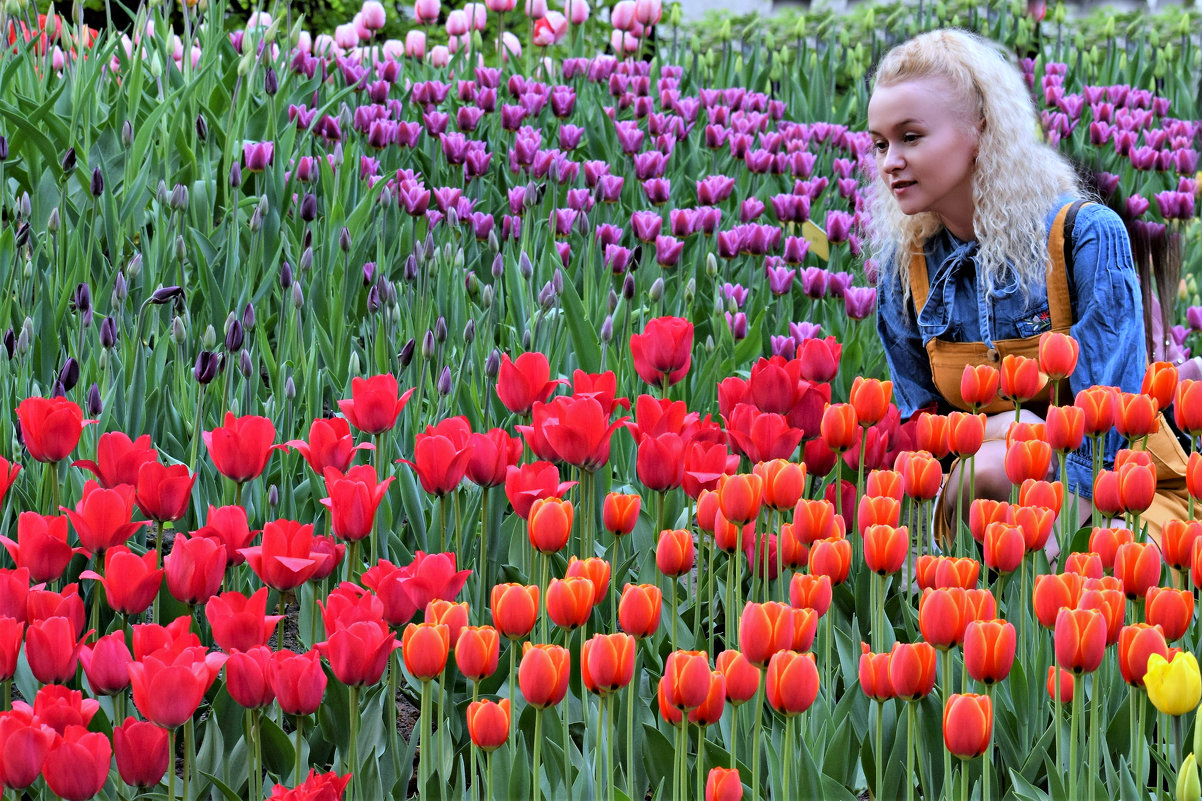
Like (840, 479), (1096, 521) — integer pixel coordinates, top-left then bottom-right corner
(1061, 202), (1146, 498)
(876, 267), (943, 418)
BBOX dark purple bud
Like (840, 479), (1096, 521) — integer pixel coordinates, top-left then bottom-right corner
(422, 330), (436, 358)
(264, 67), (279, 96)
(225, 319), (244, 352)
(303, 228), (313, 250)
(90, 168), (104, 197)
(300, 193), (317, 222)
(538, 282), (556, 309)
(280, 262), (293, 288)
(15, 223), (29, 248)
(196, 114), (208, 141)
(484, 349), (501, 377)
(463, 319), (476, 345)
(339, 226), (351, 252)
(600, 315), (614, 343)
(58, 358), (80, 392)
(0, 135), (8, 160)
(398, 339), (416, 368)
(434, 316), (447, 343)
(404, 255), (418, 282)
(608, 289), (618, 312)
(71, 283), (92, 314)
(86, 383), (102, 417)
(437, 366), (452, 396)
(367, 285), (382, 313)
(61, 148), (76, 173)
(51, 381), (66, 399)
(230, 162), (242, 188)
(242, 303), (255, 331)
(3, 328), (14, 359)
(114, 271), (128, 302)
(491, 254), (503, 278)
(622, 274), (636, 300)
(362, 261), (376, 286)
(239, 350), (254, 378)
(99, 316), (117, 348)
(150, 285), (184, 305)
(170, 184), (189, 211)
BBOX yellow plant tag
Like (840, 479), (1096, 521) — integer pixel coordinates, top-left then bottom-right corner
(802, 220), (830, 262)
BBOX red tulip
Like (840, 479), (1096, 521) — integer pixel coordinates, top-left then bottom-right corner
(0, 708), (55, 790)
(1054, 607), (1106, 674)
(72, 432), (155, 488)
(16, 397), (91, 463)
(320, 464), (394, 540)
(203, 412), (283, 483)
(661, 650), (711, 710)
(1032, 573), (1084, 629)
(489, 583), (540, 640)
(465, 428), (523, 488)
(405, 416), (474, 496)
(41, 725), (111, 801)
(766, 650), (819, 716)
(863, 524), (908, 576)
(25, 586), (84, 639)
(1089, 526), (1133, 572)
(637, 433), (686, 492)
(1161, 519), (1202, 573)
(268, 648), (327, 715)
(963, 619), (1015, 685)
(466, 699), (510, 753)
(618, 583), (662, 638)
(78, 631), (132, 695)
(1174, 381), (1202, 437)
(1075, 386), (1117, 435)
(630, 316), (693, 388)
(455, 626), (500, 683)
(1142, 361), (1178, 412)
(1019, 479), (1064, 514)
(0, 512), (77, 584)
(319, 618), (399, 686)
(286, 417), (373, 476)
(1009, 505), (1054, 552)
(1191, 453), (1202, 502)
(684, 441), (739, 498)
(1064, 552), (1103, 579)
(519, 642), (571, 708)
(546, 577), (594, 630)
(859, 644), (895, 700)
(819, 403), (858, 451)
(943, 693), (992, 759)
(888, 642), (937, 700)
(129, 648), (226, 727)
(338, 373), (415, 435)
(716, 650), (760, 705)
(897, 450), (941, 500)
(946, 412), (986, 456)
(224, 646), (275, 709)
(22, 684), (98, 736)
(1115, 392), (1159, 440)
(113, 717), (169, 787)
(1044, 405), (1085, 452)
(206, 588), (284, 652)
(61, 480), (147, 555)
(25, 616), (87, 684)
(134, 461), (195, 523)
(915, 414), (950, 459)
(791, 499), (842, 546)
(165, 533), (228, 605)
(809, 536), (851, 584)
(0, 618), (23, 682)
(706, 766), (744, 801)
(495, 352), (561, 415)
(504, 461), (575, 520)
(1047, 666), (1074, 703)
(581, 632), (636, 695)
(240, 520), (331, 593)
(1078, 587), (1125, 645)
(998, 354), (1046, 403)
(361, 551), (470, 627)
(984, 522), (1024, 574)
(193, 504), (257, 567)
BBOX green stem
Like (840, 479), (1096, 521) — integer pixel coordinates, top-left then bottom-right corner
(962, 757), (970, 801)
(627, 651), (638, 798)
(1088, 673), (1099, 790)
(184, 717), (194, 801)
(875, 701), (883, 801)
(1069, 675), (1079, 801)
(751, 680), (765, 801)
(348, 685), (360, 801)
(907, 701), (917, 801)
(420, 680), (431, 796)
(509, 644), (518, 743)
(487, 751), (494, 801)
(943, 656), (953, 801)
(983, 684), (993, 801)
(294, 715), (303, 786)
(670, 574), (678, 652)
(782, 715), (793, 799)
(562, 686), (571, 797)
(168, 727), (176, 800)
(532, 708), (544, 801)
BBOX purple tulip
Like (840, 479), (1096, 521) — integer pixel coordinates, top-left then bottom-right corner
(704, 124), (730, 150)
(559, 125), (584, 151)
(844, 286), (877, 320)
(395, 122), (421, 147)
(1155, 191), (1195, 221)
(1174, 148), (1199, 175)
(669, 208), (697, 238)
(398, 185), (431, 216)
(642, 178), (671, 206)
(790, 321), (822, 343)
(789, 151), (817, 179)
(1113, 129), (1138, 157)
(630, 210), (663, 242)
(501, 215), (521, 242)
(716, 228), (742, 260)
(771, 335), (796, 359)
(553, 208), (579, 237)
(725, 312), (748, 340)
(1130, 146), (1159, 171)
(565, 188), (593, 213)
(456, 107), (484, 132)
(740, 197), (765, 223)
(783, 236), (810, 265)
(696, 175), (735, 205)
(765, 265), (796, 296)
(242, 141), (274, 172)
(614, 121), (645, 154)
(550, 86), (576, 118)
(695, 207), (721, 236)
(825, 210), (854, 244)
(289, 104), (317, 129)
(556, 242), (571, 268)
(1186, 306), (1202, 333)
(595, 224), (623, 249)
(594, 174), (624, 204)
(471, 212), (494, 241)
(801, 267), (829, 299)
(583, 161), (610, 188)
(633, 151), (667, 181)
(501, 105), (527, 131)
(1125, 194), (1150, 218)
(745, 148), (772, 174)
(654, 235), (684, 269)
(604, 244), (633, 274)
(722, 283), (749, 308)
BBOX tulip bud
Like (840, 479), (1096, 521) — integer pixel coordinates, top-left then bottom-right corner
(437, 366), (453, 396)
(195, 114), (208, 141)
(239, 350), (254, 379)
(300, 246), (313, 273)
(61, 147), (77, 173)
(127, 252), (143, 279)
(16, 323), (30, 356)
(485, 349), (501, 377)
(491, 253), (504, 278)
(242, 303), (255, 332)
(86, 383), (103, 416)
(202, 325), (217, 350)
(481, 285), (495, 309)
(422, 330), (436, 359)
(1180, 754), (1201, 801)
(623, 274), (636, 300)
(463, 319), (476, 345)
(264, 66), (278, 95)
(649, 277), (665, 302)
(171, 316), (187, 345)
(90, 168), (105, 197)
(519, 251), (533, 278)
(225, 319), (244, 352)
(47, 207), (60, 233)
(58, 357), (80, 391)
(434, 316), (448, 343)
(194, 351), (220, 384)
(2, 328), (12, 360)
(300, 193), (317, 222)
(339, 226), (352, 252)
(291, 283), (304, 309)
(170, 183), (189, 211)
(150, 285), (185, 305)
(0, 135), (6, 160)
(600, 315), (614, 343)
(398, 339), (416, 368)
(99, 316), (118, 348)
(230, 162), (242, 188)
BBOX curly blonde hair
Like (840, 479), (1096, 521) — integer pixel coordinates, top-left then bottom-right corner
(866, 29), (1082, 300)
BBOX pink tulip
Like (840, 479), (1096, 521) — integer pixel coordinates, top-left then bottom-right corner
(464, 2), (488, 29)
(634, 0), (661, 25)
(611, 0), (636, 29)
(414, 0), (441, 24)
(486, 0), (515, 10)
(360, 0), (387, 29)
(405, 30), (427, 58)
(296, 30), (312, 52)
(334, 23), (359, 49)
(532, 10), (567, 45)
(446, 9), (470, 35)
(499, 31), (521, 60)
(429, 44), (451, 67)
(566, 0), (589, 24)
(525, 0), (547, 18)
(611, 28), (639, 53)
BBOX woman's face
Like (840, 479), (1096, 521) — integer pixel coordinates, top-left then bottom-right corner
(867, 75), (982, 240)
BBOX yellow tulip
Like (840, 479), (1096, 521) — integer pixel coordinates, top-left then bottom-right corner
(1145, 652), (1202, 717)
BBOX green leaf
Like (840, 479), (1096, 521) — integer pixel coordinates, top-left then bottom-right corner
(558, 273), (601, 374)
(1009, 767), (1052, 801)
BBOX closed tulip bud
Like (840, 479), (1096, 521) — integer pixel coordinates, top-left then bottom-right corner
(1146, 587), (1193, 642)
(1054, 607), (1107, 674)
(466, 699), (510, 751)
(528, 497), (573, 554)
(942, 693), (992, 759)
(1162, 519), (1202, 573)
(863, 524), (908, 576)
(960, 364), (1000, 409)
(1145, 651), (1202, 716)
(849, 377), (893, 426)
(1142, 361), (1178, 411)
(603, 493), (640, 536)
(919, 587), (969, 649)
(706, 766), (743, 801)
(718, 473), (763, 525)
(656, 529), (694, 577)
(809, 536), (851, 584)
(90, 168), (104, 197)
(455, 626), (500, 682)
(888, 641), (937, 700)
(790, 573), (833, 616)
(1037, 332), (1079, 380)
(519, 643), (570, 708)
(1118, 623), (1169, 687)
(1177, 753), (1201, 801)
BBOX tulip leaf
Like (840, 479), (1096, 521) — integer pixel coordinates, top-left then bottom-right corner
(1008, 768), (1052, 801)
(258, 714), (295, 776)
(200, 771), (245, 801)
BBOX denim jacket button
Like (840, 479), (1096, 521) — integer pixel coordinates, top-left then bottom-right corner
(986, 348), (1000, 363)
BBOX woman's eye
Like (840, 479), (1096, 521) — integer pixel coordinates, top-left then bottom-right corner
(903, 133), (920, 142)
(872, 141), (887, 152)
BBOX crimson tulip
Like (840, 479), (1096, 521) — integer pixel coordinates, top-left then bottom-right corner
(113, 717), (170, 787)
(60, 481), (145, 555)
(193, 504), (257, 566)
(503, 461), (575, 519)
(465, 428), (523, 487)
(129, 648), (226, 727)
(320, 464), (394, 540)
(206, 588), (284, 652)
(224, 646), (275, 709)
(629, 315), (693, 388)
(165, 533), (228, 605)
(319, 618), (399, 686)
(0, 708), (55, 790)
(0, 618), (23, 681)
(405, 416), (473, 496)
(78, 630), (132, 695)
(495, 352), (561, 415)
(240, 519), (331, 593)
(268, 648), (327, 715)
(25, 616), (87, 684)
(73, 431), (156, 488)
(0, 512), (77, 584)
(16, 397), (90, 463)
(134, 461), (195, 523)
(337, 373), (415, 435)
(41, 725), (111, 801)
(285, 417), (372, 476)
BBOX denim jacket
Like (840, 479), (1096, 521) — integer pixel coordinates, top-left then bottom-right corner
(876, 197), (1146, 498)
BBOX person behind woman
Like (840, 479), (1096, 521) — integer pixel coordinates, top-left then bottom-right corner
(865, 29), (1145, 549)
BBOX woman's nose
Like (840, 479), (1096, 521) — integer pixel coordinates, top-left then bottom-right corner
(882, 144), (904, 172)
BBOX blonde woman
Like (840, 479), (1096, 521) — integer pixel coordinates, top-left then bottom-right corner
(865, 29), (1144, 541)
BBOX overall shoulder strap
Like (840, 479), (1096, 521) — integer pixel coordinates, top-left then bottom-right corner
(909, 251), (930, 314)
(1046, 200), (1090, 328)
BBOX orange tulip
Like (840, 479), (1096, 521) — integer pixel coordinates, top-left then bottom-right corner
(739, 601), (794, 667)
(662, 650), (711, 710)
(1054, 607), (1107, 674)
(927, 556), (981, 590)
(789, 573), (832, 616)
(455, 626), (500, 682)
(1047, 666), (1074, 703)
(866, 469), (904, 501)
(919, 587), (969, 649)
(565, 557), (611, 606)
(753, 460), (806, 511)
(528, 497), (573, 554)
(947, 411), (986, 456)
(1190, 452), (1202, 502)
(1145, 587), (1193, 642)
(888, 641), (937, 700)
(808, 536), (851, 584)
(1018, 479), (1064, 514)
(618, 583), (662, 638)
(1117, 461), (1157, 514)
(790, 607), (819, 652)
(859, 643), (895, 700)
(1114, 542), (1164, 601)
(863, 524), (909, 576)
(1162, 520), (1202, 573)
(695, 490), (720, 533)
(766, 650), (820, 716)
(850, 377), (893, 427)
(964, 588), (998, 622)
(581, 632), (635, 695)
(1174, 380), (1202, 436)
(602, 493), (640, 537)
(518, 642), (570, 708)
(1038, 332), (1079, 380)
(545, 577), (594, 630)
(791, 499), (841, 545)
(960, 365), (1000, 410)
(1032, 573), (1084, 629)
(1118, 623), (1169, 686)
(1003, 438), (1052, 486)
(819, 403), (859, 452)
(969, 499), (1010, 544)
(943, 693), (992, 759)
(713, 512), (754, 553)
(425, 600), (469, 646)
(718, 473), (763, 525)
(657, 676), (684, 726)
(983, 522), (1024, 574)
(1115, 392), (1159, 439)
(1044, 405), (1085, 453)
(1063, 552), (1103, 579)
(1075, 386), (1118, 436)
(857, 495), (901, 536)
(778, 523), (809, 568)
(896, 450), (942, 501)
(1089, 527), (1133, 572)
(963, 619), (1015, 684)
(466, 698), (511, 751)
(716, 650), (760, 705)
(915, 413), (951, 459)
(1092, 470), (1122, 516)
(1008, 505), (1054, 552)
(490, 583), (539, 640)
(1142, 361), (1178, 412)
(687, 670), (727, 726)
(1077, 587), (1124, 645)
(401, 622), (450, 681)
(706, 767), (744, 801)
(998, 354), (1046, 403)
(655, 529), (695, 577)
